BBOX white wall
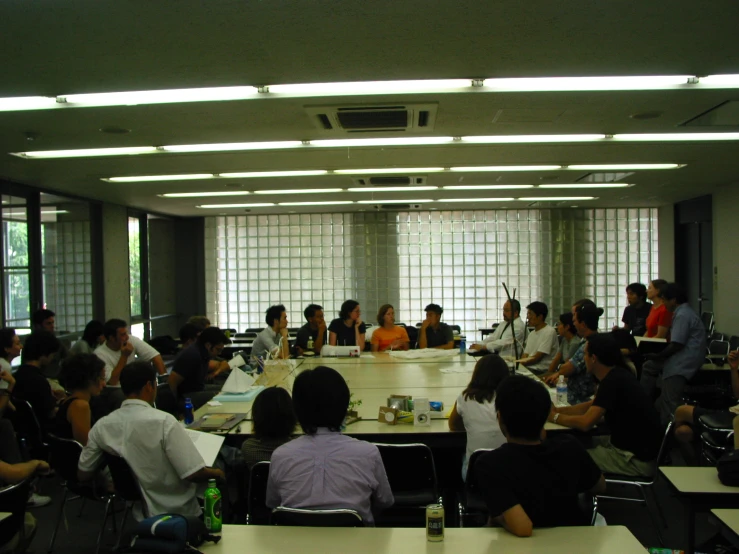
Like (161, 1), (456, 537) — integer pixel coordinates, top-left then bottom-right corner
(658, 204), (675, 281)
(713, 183), (739, 336)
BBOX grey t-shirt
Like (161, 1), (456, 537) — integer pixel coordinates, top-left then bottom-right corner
(424, 323), (454, 348)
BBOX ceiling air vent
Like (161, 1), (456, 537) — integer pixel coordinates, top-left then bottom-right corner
(352, 176), (428, 187)
(378, 204), (422, 210)
(306, 103), (438, 134)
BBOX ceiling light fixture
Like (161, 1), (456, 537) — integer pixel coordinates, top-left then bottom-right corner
(253, 188), (344, 195)
(461, 135), (607, 144)
(442, 185), (534, 190)
(0, 96), (57, 112)
(450, 165), (561, 172)
(567, 164), (682, 170)
(357, 199), (434, 204)
(197, 203), (275, 209)
(106, 174), (213, 183)
(612, 133), (739, 142)
(219, 170), (328, 178)
(697, 75), (739, 87)
(312, 137), (454, 148)
(347, 186), (438, 192)
(61, 86), (260, 107)
(264, 80), (472, 96)
(538, 184), (632, 189)
(480, 76), (692, 91)
(277, 201), (355, 206)
(334, 167), (445, 175)
(518, 197), (596, 201)
(162, 141), (304, 153)
(16, 146), (159, 159)
(159, 192), (251, 198)
(442, 198), (515, 202)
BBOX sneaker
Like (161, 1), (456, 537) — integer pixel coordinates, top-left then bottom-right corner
(27, 493), (51, 508)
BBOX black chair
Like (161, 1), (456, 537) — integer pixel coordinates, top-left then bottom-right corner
(9, 399), (48, 461)
(271, 507), (363, 527)
(698, 411), (736, 464)
(0, 478), (31, 552)
(596, 421), (673, 546)
(577, 493), (600, 526)
(729, 335), (739, 352)
(708, 332), (725, 343)
(404, 325), (419, 349)
(374, 443), (440, 509)
(104, 453), (146, 550)
(247, 461), (271, 525)
(46, 434), (116, 554)
(701, 312), (715, 336)
(457, 448), (491, 527)
(450, 325), (462, 335)
(706, 340), (730, 363)
(147, 335), (179, 355)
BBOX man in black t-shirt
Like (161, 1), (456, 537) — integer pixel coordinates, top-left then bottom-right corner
(617, 282), (652, 337)
(294, 304), (327, 356)
(13, 331), (62, 427)
(475, 375), (605, 537)
(549, 333), (662, 477)
(169, 327), (230, 409)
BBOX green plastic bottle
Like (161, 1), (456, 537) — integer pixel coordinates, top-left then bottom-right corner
(204, 478), (222, 533)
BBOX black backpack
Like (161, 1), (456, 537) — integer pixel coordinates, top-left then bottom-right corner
(717, 450), (739, 487)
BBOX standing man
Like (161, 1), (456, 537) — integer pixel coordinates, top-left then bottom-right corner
(294, 304), (327, 356)
(469, 300), (526, 359)
(251, 305), (290, 361)
(519, 302), (559, 375)
(641, 283), (706, 425)
(418, 304), (454, 350)
(169, 327), (230, 409)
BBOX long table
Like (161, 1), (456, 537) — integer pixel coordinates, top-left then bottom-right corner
(200, 525), (646, 553)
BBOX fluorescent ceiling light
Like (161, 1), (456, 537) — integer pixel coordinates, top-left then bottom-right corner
(253, 188), (343, 195)
(357, 199), (433, 204)
(220, 170), (327, 178)
(62, 86), (260, 107)
(312, 137), (454, 148)
(442, 198), (515, 202)
(567, 164), (681, 170)
(519, 197), (596, 201)
(278, 201), (355, 206)
(347, 186), (438, 192)
(107, 174), (213, 183)
(481, 76), (692, 91)
(266, 80), (472, 96)
(450, 165), (561, 172)
(697, 75), (739, 87)
(612, 133), (739, 142)
(334, 167), (444, 175)
(442, 185), (534, 190)
(461, 135), (606, 144)
(162, 141), (304, 153)
(14, 146), (159, 159)
(197, 203), (275, 209)
(159, 192), (251, 198)
(538, 184), (632, 189)
(4, 209), (69, 215)
(0, 96), (57, 112)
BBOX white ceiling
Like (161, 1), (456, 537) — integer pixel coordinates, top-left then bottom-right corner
(1, 0), (739, 216)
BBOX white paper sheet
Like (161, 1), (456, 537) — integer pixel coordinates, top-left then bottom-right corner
(220, 368), (255, 393)
(228, 354), (246, 370)
(185, 429), (225, 466)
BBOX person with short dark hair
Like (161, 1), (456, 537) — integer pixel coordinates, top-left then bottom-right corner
(187, 316), (211, 329)
(78, 361), (224, 519)
(418, 304), (454, 350)
(266, 366), (393, 525)
(95, 319), (166, 386)
(615, 283), (651, 337)
(31, 309), (55, 333)
(370, 304), (410, 352)
(519, 302), (559, 375)
(240, 387), (296, 469)
(328, 300), (367, 350)
(641, 283), (706, 425)
(169, 327), (230, 408)
(12, 331), (62, 425)
(179, 323), (202, 348)
(475, 375), (605, 537)
(448, 356), (508, 479)
(70, 320), (105, 356)
(0, 328), (21, 415)
(546, 313), (579, 374)
(469, 300), (526, 358)
(251, 305), (290, 361)
(550, 334), (662, 476)
(54, 354), (106, 445)
(294, 304), (327, 356)
(645, 279), (672, 339)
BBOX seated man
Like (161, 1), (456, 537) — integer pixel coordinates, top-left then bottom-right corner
(12, 331), (62, 427)
(476, 375), (605, 537)
(251, 305), (290, 362)
(549, 334), (663, 477)
(179, 323), (202, 349)
(641, 283), (706, 425)
(469, 300), (526, 359)
(294, 304), (327, 356)
(78, 362), (224, 518)
(169, 327), (230, 409)
(31, 308), (67, 379)
(418, 304), (454, 350)
(518, 302), (559, 376)
(266, 366), (393, 525)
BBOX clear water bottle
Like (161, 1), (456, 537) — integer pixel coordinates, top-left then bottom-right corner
(184, 398), (194, 425)
(556, 376), (568, 407)
(459, 339), (466, 354)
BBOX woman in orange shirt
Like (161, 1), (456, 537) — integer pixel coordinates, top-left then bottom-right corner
(645, 279), (672, 338)
(370, 305), (410, 352)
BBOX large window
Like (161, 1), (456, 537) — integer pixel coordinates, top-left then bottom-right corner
(2, 196), (30, 332)
(128, 215), (142, 319)
(205, 208), (659, 337)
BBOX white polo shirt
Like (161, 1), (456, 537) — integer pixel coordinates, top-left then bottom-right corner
(523, 325), (560, 371)
(78, 399), (205, 518)
(95, 336), (160, 386)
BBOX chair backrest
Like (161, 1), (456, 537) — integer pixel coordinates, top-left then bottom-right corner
(47, 433), (83, 483)
(104, 452), (144, 505)
(708, 340), (730, 357)
(701, 312), (715, 335)
(0, 478), (31, 549)
(709, 332), (725, 343)
(730, 336), (739, 352)
(656, 421), (675, 466)
(374, 443), (438, 498)
(9, 399), (46, 455)
(577, 493), (599, 526)
(450, 324), (462, 334)
(404, 325), (419, 349)
(248, 461), (271, 525)
(147, 335), (179, 355)
(464, 448), (492, 494)
(271, 507), (363, 527)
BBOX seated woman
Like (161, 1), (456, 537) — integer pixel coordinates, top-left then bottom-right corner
(448, 355), (509, 480)
(54, 354), (107, 445)
(266, 366), (393, 525)
(328, 300), (367, 351)
(546, 313), (579, 375)
(70, 320), (105, 355)
(240, 387), (296, 469)
(370, 305), (410, 352)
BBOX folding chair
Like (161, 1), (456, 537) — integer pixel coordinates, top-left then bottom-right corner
(698, 411), (737, 465)
(457, 448), (491, 527)
(104, 453), (146, 550)
(271, 507), (363, 527)
(247, 461), (271, 525)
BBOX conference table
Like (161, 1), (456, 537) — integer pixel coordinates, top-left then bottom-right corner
(200, 524), (646, 553)
(712, 509), (739, 549)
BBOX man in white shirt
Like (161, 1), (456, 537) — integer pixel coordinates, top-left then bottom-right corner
(519, 301), (559, 375)
(469, 300), (526, 359)
(77, 361), (224, 518)
(251, 305), (290, 362)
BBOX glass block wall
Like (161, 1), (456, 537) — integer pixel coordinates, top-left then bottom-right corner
(205, 208), (658, 338)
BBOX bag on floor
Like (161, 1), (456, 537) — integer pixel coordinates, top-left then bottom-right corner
(127, 514), (220, 554)
(717, 450), (739, 487)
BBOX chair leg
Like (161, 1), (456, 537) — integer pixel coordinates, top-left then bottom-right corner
(113, 504), (131, 552)
(47, 489), (67, 553)
(95, 497), (112, 554)
(77, 497), (86, 517)
(639, 485), (665, 546)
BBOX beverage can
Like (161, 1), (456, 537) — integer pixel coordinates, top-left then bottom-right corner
(426, 504), (444, 541)
(204, 479), (222, 533)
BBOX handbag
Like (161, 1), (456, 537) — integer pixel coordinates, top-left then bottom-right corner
(717, 450), (739, 487)
(127, 514), (220, 554)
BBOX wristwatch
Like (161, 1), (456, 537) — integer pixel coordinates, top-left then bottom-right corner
(553, 413), (560, 423)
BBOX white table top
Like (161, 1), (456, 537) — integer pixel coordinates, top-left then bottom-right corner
(0, 512), (10, 523)
(713, 509), (739, 536)
(660, 467), (739, 495)
(200, 525), (645, 553)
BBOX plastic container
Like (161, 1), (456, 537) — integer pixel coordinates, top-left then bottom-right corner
(459, 339), (466, 354)
(204, 479), (222, 533)
(184, 398), (194, 425)
(556, 376), (567, 407)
